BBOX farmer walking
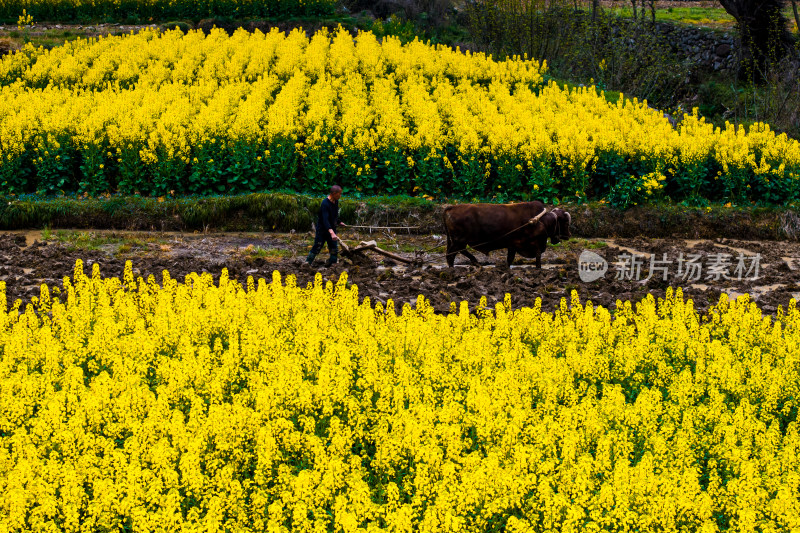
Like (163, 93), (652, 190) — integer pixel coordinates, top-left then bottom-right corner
(307, 185), (346, 267)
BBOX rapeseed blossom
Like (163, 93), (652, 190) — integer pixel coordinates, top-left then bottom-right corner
(0, 261), (799, 531)
(0, 28), (797, 201)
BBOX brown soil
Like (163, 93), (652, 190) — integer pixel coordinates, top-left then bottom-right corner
(2, 229), (799, 317)
(0, 22), (159, 36)
(0, 18), (361, 40)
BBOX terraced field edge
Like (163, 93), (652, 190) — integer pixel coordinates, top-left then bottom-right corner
(3, 192), (800, 240)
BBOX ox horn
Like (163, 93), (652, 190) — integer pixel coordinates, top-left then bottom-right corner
(529, 208), (547, 225)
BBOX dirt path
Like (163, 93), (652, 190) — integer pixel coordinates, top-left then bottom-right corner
(0, 23), (157, 33)
(2, 229), (799, 316)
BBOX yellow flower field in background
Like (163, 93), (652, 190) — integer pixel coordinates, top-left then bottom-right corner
(1, 261), (799, 532)
(0, 27), (798, 204)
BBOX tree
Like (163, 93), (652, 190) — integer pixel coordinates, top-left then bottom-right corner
(791, 0), (800, 34)
(717, 0), (794, 80)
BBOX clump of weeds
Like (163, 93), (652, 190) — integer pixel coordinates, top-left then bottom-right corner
(242, 244), (292, 262)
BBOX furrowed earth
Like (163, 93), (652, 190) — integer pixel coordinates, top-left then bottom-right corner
(2, 229), (799, 316)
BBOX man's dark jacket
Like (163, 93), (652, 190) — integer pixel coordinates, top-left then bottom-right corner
(317, 197), (339, 236)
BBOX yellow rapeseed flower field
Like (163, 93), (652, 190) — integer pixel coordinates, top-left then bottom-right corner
(1, 260), (799, 531)
(0, 27), (797, 203)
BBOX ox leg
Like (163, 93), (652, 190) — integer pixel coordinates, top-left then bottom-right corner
(461, 248), (481, 266)
(446, 242), (457, 268)
(506, 248), (516, 268)
(535, 250), (542, 269)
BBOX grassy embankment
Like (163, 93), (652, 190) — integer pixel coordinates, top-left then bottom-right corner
(2, 193), (800, 241)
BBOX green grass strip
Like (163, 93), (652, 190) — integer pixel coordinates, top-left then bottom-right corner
(3, 193), (800, 241)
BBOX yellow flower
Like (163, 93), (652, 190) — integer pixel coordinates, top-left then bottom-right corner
(0, 264), (796, 532)
(17, 9), (33, 29)
(0, 25), (797, 207)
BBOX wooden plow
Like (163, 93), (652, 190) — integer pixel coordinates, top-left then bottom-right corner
(340, 239), (424, 266)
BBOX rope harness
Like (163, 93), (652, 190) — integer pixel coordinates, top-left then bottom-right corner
(352, 208), (553, 266)
(440, 209), (550, 257)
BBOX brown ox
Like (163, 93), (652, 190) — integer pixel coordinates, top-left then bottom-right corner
(442, 201), (571, 268)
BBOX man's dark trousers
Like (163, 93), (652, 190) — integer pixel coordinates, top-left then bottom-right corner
(307, 231), (338, 266)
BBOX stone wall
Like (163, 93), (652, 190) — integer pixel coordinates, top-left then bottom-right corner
(654, 22), (738, 74)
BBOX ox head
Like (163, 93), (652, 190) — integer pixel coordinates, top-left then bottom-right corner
(547, 208), (571, 245)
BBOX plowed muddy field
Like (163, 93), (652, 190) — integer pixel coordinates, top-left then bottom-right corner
(2, 229), (800, 315)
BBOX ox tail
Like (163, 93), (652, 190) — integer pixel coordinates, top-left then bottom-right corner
(442, 207), (453, 247)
